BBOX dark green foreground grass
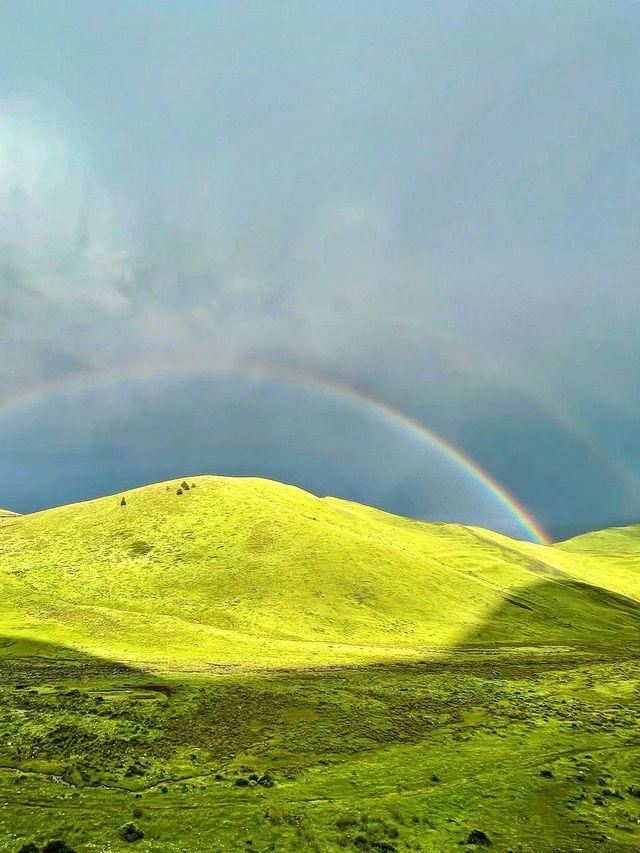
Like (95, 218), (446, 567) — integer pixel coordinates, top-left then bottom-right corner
(2, 640), (640, 852)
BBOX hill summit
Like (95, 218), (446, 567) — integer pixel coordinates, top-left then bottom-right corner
(0, 475), (638, 671)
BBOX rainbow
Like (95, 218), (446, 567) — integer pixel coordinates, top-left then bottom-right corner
(0, 358), (551, 544)
(437, 338), (640, 503)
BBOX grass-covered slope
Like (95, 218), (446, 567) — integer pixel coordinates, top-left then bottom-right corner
(560, 524), (640, 553)
(520, 524), (640, 605)
(0, 476), (639, 670)
(2, 479), (640, 852)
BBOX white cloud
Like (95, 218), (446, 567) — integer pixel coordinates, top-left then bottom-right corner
(0, 102), (132, 314)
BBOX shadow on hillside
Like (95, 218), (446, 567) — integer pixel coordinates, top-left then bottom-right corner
(456, 572), (640, 651)
(3, 576), (639, 853)
(3, 566), (640, 687)
(0, 634), (139, 683)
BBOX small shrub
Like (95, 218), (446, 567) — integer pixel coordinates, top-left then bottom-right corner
(18, 844), (39, 853)
(235, 778), (249, 787)
(180, 481), (190, 490)
(540, 769), (554, 778)
(120, 823), (144, 843)
(466, 829), (491, 846)
(176, 489), (183, 496)
(120, 497), (126, 506)
(43, 843), (77, 853)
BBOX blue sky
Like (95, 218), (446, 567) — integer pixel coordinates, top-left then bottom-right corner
(1, 1), (639, 538)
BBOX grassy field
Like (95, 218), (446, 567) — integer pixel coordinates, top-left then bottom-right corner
(1, 476), (639, 851)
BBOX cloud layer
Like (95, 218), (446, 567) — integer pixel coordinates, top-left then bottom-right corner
(1, 1), (639, 535)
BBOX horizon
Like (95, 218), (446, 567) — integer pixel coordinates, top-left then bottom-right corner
(2, 470), (636, 544)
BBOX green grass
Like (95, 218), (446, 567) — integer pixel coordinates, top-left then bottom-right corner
(1, 476), (639, 851)
(1, 475), (639, 668)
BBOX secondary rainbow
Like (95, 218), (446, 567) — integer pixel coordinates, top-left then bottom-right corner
(0, 358), (551, 544)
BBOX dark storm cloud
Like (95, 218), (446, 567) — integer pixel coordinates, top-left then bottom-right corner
(1, 0), (639, 535)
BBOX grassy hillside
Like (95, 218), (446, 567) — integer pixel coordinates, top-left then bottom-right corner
(519, 524), (640, 605)
(2, 479), (640, 852)
(1, 476), (639, 671)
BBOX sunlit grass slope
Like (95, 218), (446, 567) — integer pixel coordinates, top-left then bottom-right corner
(0, 476), (638, 670)
(533, 524), (640, 604)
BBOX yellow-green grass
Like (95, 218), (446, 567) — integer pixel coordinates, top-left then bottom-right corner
(0, 476), (639, 671)
(2, 478), (640, 852)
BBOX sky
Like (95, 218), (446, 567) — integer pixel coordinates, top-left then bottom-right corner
(1, 0), (639, 540)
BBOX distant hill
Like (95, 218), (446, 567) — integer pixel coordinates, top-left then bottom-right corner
(560, 524), (640, 553)
(0, 476), (638, 671)
(548, 517), (640, 542)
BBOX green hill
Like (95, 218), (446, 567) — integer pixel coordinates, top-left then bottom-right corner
(2, 477), (640, 852)
(528, 524), (640, 604)
(1, 476), (638, 671)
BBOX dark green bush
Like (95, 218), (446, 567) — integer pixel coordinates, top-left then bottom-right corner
(466, 829), (491, 846)
(120, 823), (144, 843)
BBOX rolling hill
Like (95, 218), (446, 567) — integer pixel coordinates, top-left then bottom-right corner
(2, 477), (640, 852)
(0, 475), (638, 671)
